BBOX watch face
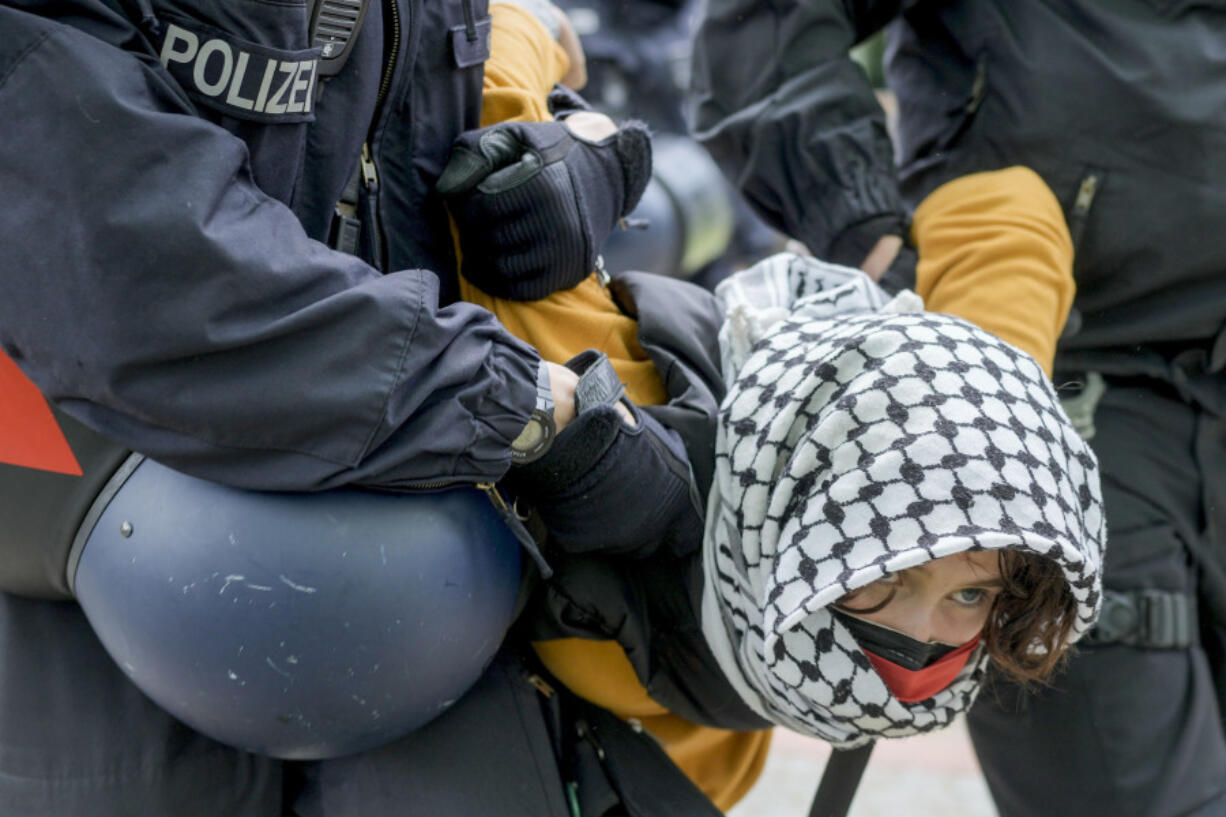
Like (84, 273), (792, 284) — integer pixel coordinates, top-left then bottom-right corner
(511, 409), (556, 464)
(514, 420), (546, 453)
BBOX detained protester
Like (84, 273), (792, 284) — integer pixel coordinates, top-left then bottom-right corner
(0, 1), (673, 814)
(697, 254), (1101, 747)
(691, 2), (1226, 813)
(450, 162), (1104, 809)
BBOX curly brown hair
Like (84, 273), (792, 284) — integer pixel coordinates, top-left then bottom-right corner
(983, 548), (1078, 685)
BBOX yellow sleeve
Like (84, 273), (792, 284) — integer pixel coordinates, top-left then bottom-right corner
(909, 166), (1075, 376)
(481, 3), (572, 126)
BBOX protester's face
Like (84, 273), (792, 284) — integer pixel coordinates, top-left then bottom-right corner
(840, 551), (1004, 646)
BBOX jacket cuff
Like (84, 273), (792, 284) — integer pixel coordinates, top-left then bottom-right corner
(466, 337), (541, 476)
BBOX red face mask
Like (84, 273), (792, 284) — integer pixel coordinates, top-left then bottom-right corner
(863, 636), (981, 703)
(834, 610), (983, 703)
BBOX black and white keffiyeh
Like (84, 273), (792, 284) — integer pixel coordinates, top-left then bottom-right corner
(701, 254), (1106, 747)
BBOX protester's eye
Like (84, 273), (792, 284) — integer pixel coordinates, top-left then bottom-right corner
(952, 587), (988, 606)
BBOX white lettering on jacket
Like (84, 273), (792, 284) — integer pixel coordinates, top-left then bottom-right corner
(158, 23), (317, 118)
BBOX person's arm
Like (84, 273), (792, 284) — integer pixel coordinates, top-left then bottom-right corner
(910, 167), (1075, 375)
(689, 0), (906, 271)
(481, 1), (575, 125)
(0, 9), (538, 492)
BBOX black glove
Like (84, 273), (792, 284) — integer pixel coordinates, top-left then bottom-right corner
(507, 351), (703, 558)
(437, 119), (652, 301)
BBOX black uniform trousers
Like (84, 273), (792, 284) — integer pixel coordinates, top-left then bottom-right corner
(968, 381), (1226, 817)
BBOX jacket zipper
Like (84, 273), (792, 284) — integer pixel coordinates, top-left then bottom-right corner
(357, 0), (406, 268)
(374, 0), (402, 114)
(360, 143), (378, 189)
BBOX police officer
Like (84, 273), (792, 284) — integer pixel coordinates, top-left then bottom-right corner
(0, 0), (674, 813)
(690, 2), (1226, 815)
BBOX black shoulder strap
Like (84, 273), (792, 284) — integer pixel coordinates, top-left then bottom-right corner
(808, 742), (875, 817)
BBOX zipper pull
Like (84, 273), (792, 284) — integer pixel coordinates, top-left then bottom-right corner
(1074, 173), (1099, 215)
(594, 254), (611, 288)
(625, 716), (666, 748)
(360, 142), (379, 188)
(478, 482), (552, 578)
(525, 672), (556, 698)
(965, 55), (987, 115)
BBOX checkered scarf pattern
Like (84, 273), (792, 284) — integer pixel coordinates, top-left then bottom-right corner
(700, 255), (1105, 747)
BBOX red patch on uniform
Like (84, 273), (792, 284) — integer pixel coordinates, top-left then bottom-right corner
(0, 351), (82, 476)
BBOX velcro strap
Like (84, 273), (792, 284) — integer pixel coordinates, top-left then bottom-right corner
(567, 351), (626, 416)
(450, 18), (492, 68)
(1083, 589), (1199, 649)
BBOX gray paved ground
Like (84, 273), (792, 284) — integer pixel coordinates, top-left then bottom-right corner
(728, 718), (999, 817)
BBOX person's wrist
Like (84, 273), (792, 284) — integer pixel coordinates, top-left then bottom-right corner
(876, 243), (918, 295)
(827, 216), (907, 268)
(548, 360), (578, 432)
(859, 234), (903, 281)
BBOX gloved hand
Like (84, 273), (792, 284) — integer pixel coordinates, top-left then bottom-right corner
(507, 351), (703, 558)
(437, 119), (652, 301)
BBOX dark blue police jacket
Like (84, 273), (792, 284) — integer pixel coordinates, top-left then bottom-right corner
(0, 0), (546, 596)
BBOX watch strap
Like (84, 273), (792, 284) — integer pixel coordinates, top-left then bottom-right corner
(535, 357), (555, 414)
(567, 350), (626, 416)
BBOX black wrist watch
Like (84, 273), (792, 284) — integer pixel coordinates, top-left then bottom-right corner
(510, 361), (556, 465)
